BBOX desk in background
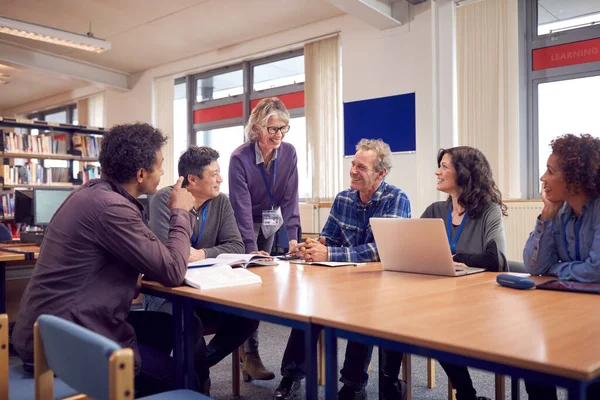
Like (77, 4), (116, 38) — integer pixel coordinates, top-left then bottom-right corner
(0, 244), (40, 318)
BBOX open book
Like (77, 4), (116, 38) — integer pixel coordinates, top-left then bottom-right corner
(188, 253), (278, 269)
(290, 260), (362, 267)
(185, 264), (262, 290)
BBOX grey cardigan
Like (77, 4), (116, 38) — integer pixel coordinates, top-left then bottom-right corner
(149, 186), (244, 257)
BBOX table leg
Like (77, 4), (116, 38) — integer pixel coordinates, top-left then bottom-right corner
(0, 262), (5, 314)
(305, 324), (321, 399)
(183, 298), (196, 390)
(568, 382), (586, 400)
(324, 327), (338, 400)
(511, 376), (519, 400)
(172, 297), (183, 389)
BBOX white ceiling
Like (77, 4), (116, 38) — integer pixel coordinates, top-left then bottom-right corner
(538, 0), (600, 24)
(0, 0), (344, 111)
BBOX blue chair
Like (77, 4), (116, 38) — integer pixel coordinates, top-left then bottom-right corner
(34, 314), (210, 400)
(1, 313), (79, 400)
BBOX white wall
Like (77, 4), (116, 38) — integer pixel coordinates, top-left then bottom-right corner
(4, 0), (456, 215)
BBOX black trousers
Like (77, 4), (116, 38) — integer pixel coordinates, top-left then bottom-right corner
(193, 306), (259, 382)
(127, 311), (176, 397)
(525, 380), (600, 400)
(382, 350), (478, 400)
(281, 328), (373, 388)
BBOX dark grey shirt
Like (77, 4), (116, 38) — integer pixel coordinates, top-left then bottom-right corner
(13, 177), (194, 373)
(422, 200), (507, 271)
(149, 187), (244, 257)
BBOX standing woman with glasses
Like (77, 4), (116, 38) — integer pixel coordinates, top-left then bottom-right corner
(229, 97), (301, 381)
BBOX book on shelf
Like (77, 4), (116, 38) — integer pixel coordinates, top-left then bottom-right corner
(72, 134), (102, 158)
(78, 165), (101, 183)
(188, 253), (278, 269)
(0, 193), (15, 218)
(184, 264), (262, 290)
(1, 130), (69, 156)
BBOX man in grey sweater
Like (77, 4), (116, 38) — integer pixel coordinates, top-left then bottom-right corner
(144, 146), (258, 395)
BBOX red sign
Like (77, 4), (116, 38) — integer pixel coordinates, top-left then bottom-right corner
(193, 102), (243, 124)
(250, 91), (304, 110)
(533, 38), (600, 71)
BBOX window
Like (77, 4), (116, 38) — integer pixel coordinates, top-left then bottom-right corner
(253, 55), (305, 91)
(196, 69), (243, 102)
(537, 76), (600, 191)
(524, 0), (600, 197)
(196, 125), (245, 194)
(537, 1), (600, 36)
(186, 50), (309, 198)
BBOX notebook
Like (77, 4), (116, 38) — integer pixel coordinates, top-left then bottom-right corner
(184, 264), (262, 290)
(370, 217), (485, 277)
(188, 253), (278, 269)
(289, 261), (362, 267)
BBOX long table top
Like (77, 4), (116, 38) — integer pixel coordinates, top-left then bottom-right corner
(142, 262), (600, 381)
(0, 250), (25, 262)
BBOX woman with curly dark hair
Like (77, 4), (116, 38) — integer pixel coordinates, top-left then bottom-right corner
(523, 134), (600, 400)
(380, 146), (506, 400)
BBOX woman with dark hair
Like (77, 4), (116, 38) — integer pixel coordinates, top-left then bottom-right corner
(380, 146), (506, 400)
(523, 133), (600, 400)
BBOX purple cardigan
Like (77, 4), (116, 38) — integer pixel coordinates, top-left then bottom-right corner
(229, 141), (300, 252)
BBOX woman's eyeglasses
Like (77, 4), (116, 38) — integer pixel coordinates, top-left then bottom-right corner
(266, 125), (290, 135)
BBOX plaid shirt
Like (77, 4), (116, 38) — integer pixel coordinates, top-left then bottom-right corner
(323, 181), (411, 262)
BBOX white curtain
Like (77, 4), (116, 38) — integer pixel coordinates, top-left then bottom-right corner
(456, 0), (520, 199)
(304, 36), (343, 202)
(154, 78), (175, 189)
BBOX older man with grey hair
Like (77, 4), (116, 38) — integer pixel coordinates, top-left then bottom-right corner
(273, 139), (412, 400)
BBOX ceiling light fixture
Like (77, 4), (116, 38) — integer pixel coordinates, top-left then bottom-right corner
(0, 16), (111, 53)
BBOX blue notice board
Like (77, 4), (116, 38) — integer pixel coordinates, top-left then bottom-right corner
(343, 92), (416, 156)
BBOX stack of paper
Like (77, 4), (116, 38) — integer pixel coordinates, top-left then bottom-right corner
(184, 264), (262, 290)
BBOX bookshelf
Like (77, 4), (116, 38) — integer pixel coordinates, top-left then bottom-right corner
(0, 117), (105, 189)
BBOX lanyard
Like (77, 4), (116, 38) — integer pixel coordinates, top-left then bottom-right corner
(562, 214), (582, 261)
(447, 204), (468, 255)
(190, 206), (208, 248)
(260, 157), (277, 209)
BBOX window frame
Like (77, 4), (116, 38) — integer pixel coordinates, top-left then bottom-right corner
(524, 0), (600, 198)
(185, 49), (309, 198)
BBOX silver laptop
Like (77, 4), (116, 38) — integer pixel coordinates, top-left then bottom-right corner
(370, 217), (485, 277)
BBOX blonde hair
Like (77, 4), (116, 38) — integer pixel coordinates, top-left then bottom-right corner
(245, 97), (290, 142)
(355, 138), (392, 177)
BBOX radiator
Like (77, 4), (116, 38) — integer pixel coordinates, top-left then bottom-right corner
(299, 203), (319, 234)
(503, 201), (543, 261)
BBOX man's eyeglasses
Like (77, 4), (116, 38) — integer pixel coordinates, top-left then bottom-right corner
(266, 125), (290, 135)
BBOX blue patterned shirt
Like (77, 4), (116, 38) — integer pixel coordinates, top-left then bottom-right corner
(322, 181), (411, 262)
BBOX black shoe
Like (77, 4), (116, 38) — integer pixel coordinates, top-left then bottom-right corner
(273, 377), (301, 399)
(199, 377), (210, 396)
(338, 384), (367, 400)
(380, 375), (407, 400)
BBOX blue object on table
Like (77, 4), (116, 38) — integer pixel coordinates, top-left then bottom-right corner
(496, 274), (536, 290)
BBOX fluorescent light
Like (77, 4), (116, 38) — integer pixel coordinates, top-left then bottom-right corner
(0, 16), (111, 53)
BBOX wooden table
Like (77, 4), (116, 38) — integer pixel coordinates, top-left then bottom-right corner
(142, 262), (328, 398)
(311, 269), (600, 400)
(0, 245), (40, 314)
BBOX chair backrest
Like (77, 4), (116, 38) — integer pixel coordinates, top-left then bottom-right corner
(35, 314), (135, 400)
(1, 314), (8, 400)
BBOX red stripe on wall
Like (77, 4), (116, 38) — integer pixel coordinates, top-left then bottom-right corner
(533, 38), (600, 71)
(193, 102), (243, 124)
(250, 91), (304, 110)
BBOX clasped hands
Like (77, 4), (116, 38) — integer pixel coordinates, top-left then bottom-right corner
(289, 237), (328, 262)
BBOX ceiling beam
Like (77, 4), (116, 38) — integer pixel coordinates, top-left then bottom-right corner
(0, 41), (129, 91)
(326, 0), (406, 30)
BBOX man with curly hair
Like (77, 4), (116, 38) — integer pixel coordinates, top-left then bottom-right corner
(524, 133), (600, 399)
(13, 122), (196, 396)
